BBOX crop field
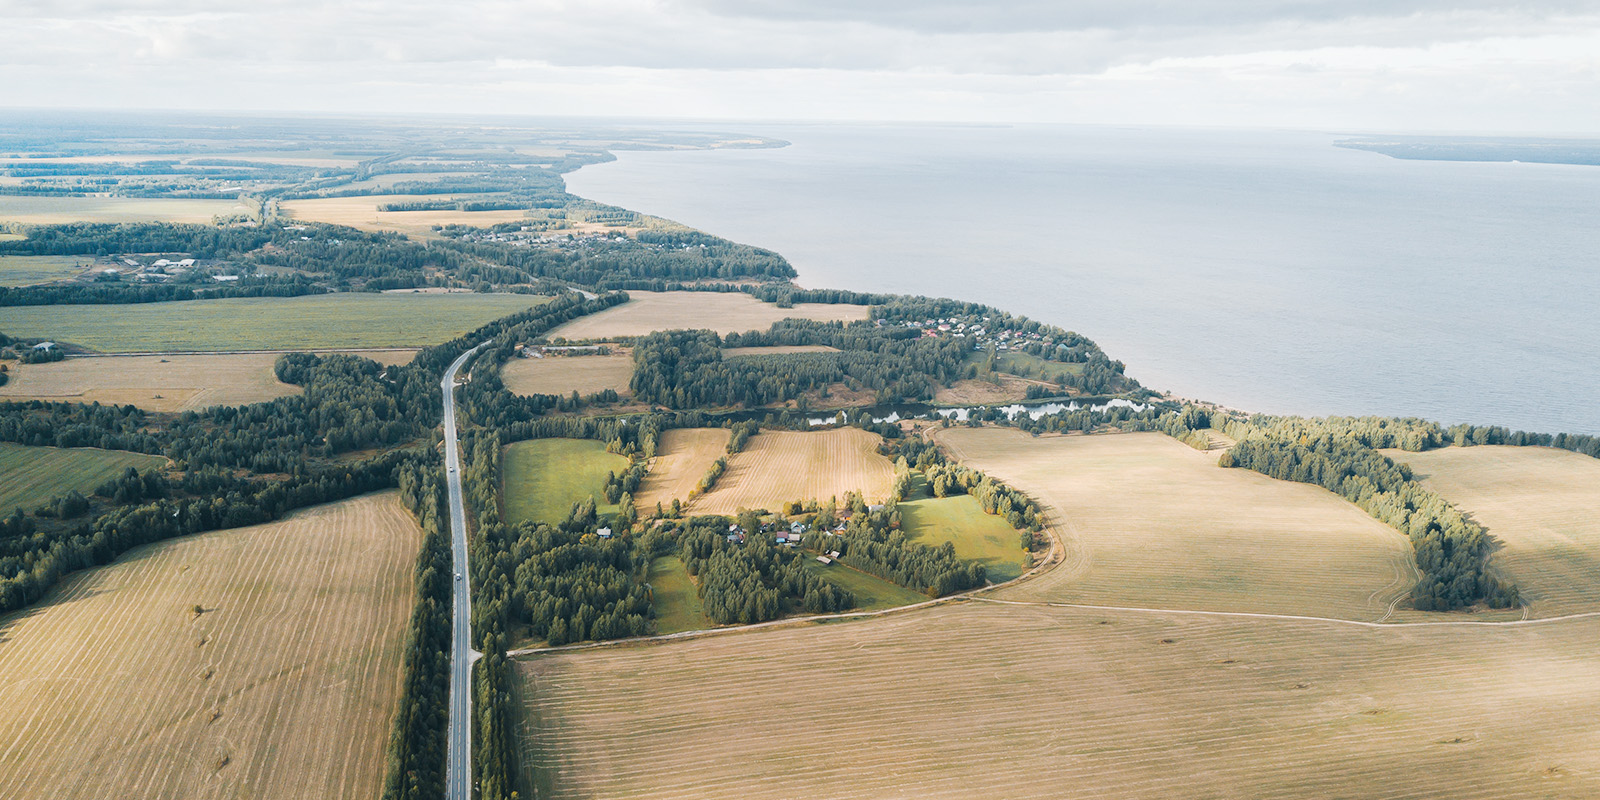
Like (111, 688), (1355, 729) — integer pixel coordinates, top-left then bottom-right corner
(802, 560), (930, 611)
(646, 556), (707, 634)
(0, 293), (545, 352)
(280, 194), (531, 237)
(0, 255), (92, 286)
(936, 429), (1415, 619)
(0, 196), (250, 225)
(900, 485), (1029, 583)
(1385, 445), (1600, 618)
(547, 291), (871, 340)
(515, 600), (1600, 800)
(502, 439), (632, 525)
(0, 353), (301, 411)
(632, 428), (730, 513)
(500, 354), (635, 398)
(0, 442), (166, 513)
(0, 492), (420, 799)
(690, 428), (895, 516)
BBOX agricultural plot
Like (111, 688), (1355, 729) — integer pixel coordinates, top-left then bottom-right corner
(280, 194), (531, 237)
(516, 601), (1600, 800)
(0, 293), (544, 352)
(690, 428), (895, 516)
(936, 429), (1415, 619)
(1385, 445), (1600, 618)
(802, 560), (929, 611)
(900, 485), (1030, 583)
(0, 255), (92, 286)
(500, 354), (634, 398)
(0, 492), (420, 799)
(646, 556), (708, 634)
(0, 353), (301, 411)
(0, 195), (250, 225)
(502, 439), (631, 525)
(632, 428), (730, 513)
(0, 442), (166, 513)
(547, 291), (871, 340)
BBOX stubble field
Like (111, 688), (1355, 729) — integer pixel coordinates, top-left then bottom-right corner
(0, 442), (167, 513)
(500, 354), (635, 398)
(631, 428), (730, 512)
(0, 492), (421, 799)
(0, 293), (544, 352)
(689, 428), (895, 515)
(1384, 445), (1600, 618)
(0, 353), (301, 411)
(280, 194), (532, 237)
(935, 429), (1416, 619)
(546, 291), (870, 340)
(515, 600), (1600, 800)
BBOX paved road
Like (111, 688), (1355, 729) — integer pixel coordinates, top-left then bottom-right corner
(441, 345), (483, 800)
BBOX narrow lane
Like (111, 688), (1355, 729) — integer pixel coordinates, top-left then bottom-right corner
(442, 344), (482, 800)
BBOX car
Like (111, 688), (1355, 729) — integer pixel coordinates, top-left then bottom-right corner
(454, 572), (462, 581)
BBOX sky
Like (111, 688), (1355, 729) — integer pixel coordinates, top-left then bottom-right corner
(5, 0), (1600, 131)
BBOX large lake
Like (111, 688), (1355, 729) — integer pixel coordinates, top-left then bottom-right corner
(569, 125), (1600, 434)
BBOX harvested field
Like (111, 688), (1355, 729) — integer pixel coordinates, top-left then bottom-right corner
(932, 375), (1034, 405)
(0, 492), (420, 799)
(547, 291), (870, 340)
(503, 439), (631, 525)
(0, 442), (166, 513)
(721, 344), (840, 356)
(0, 353), (299, 411)
(936, 429), (1415, 619)
(0, 196), (250, 225)
(633, 428), (730, 513)
(516, 601), (1600, 800)
(1385, 445), (1600, 618)
(281, 194), (530, 237)
(0, 293), (544, 352)
(691, 428), (894, 515)
(0, 255), (92, 286)
(501, 354), (634, 398)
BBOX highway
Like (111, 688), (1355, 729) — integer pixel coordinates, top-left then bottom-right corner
(441, 345), (482, 800)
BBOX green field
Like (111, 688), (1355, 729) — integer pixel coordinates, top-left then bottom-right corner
(0, 293), (547, 352)
(502, 439), (631, 525)
(900, 485), (1029, 583)
(804, 559), (929, 611)
(0, 442), (167, 513)
(647, 556), (708, 634)
(0, 255), (92, 286)
(968, 350), (1084, 384)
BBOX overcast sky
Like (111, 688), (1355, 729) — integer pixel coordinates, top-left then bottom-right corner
(6, 0), (1600, 131)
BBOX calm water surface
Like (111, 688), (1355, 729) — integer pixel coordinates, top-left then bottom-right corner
(569, 125), (1600, 434)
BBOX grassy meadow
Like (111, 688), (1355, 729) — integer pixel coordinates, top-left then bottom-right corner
(0, 493), (420, 799)
(502, 439), (631, 525)
(0, 255), (92, 286)
(646, 556), (708, 634)
(0, 195), (249, 225)
(0, 442), (167, 513)
(937, 429), (1415, 619)
(803, 560), (930, 611)
(899, 479), (1030, 583)
(0, 292), (546, 352)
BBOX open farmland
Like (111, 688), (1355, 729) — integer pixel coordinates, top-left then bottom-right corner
(1385, 445), (1600, 618)
(632, 428), (730, 512)
(0, 196), (251, 225)
(547, 291), (871, 340)
(502, 439), (632, 525)
(936, 429), (1415, 619)
(0, 255), (92, 286)
(280, 194), (531, 237)
(0, 293), (544, 352)
(690, 428), (894, 515)
(516, 600), (1600, 800)
(0, 492), (420, 799)
(0, 353), (303, 411)
(0, 443), (166, 513)
(501, 354), (634, 398)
